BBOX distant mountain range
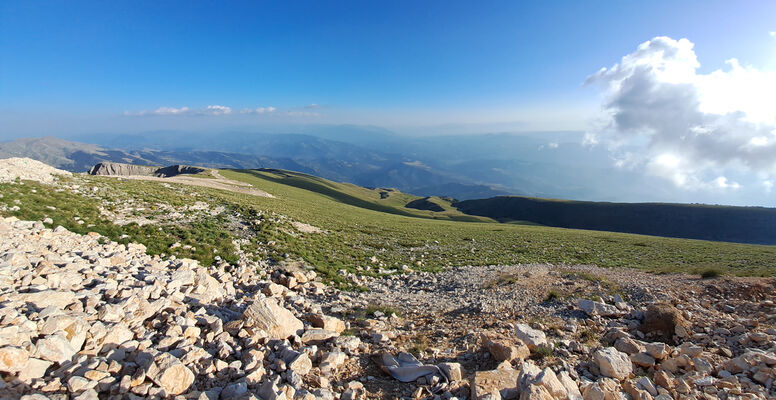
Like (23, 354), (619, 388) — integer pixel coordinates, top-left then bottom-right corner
(0, 135), (512, 200)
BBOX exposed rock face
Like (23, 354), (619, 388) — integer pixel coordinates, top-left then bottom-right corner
(88, 162), (205, 177)
(88, 162), (158, 176)
(155, 164), (207, 177)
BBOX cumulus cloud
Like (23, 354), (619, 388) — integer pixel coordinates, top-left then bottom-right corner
(199, 105), (232, 115)
(586, 36), (776, 191)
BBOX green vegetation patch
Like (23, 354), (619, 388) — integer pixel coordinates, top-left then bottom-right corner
(0, 179), (238, 266)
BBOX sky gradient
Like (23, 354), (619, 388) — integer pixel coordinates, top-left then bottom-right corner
(2, 1), (776, 205)
(2, 1), (775, 135)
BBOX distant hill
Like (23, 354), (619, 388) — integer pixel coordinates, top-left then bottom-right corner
(454, 196), (776, 245)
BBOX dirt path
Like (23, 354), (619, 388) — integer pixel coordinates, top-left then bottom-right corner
(102, 172), (275, 198)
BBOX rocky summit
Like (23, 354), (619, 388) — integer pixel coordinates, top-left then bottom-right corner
(0, 158), (775, 400)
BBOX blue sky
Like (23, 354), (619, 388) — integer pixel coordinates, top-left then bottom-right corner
(2, 1), (775, 136)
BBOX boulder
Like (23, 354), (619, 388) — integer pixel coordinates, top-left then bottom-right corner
(514, 324), (547, 350)
(578, 299), (620, 317)
(18, 357), (52, 382)
(558, 371), (583, 400)
(534, 367), (567, 399)
(520, 384), (554, 400)
(301, 329), (339, 344)
(593, 347), (632, 380)
(242, 298), (303, 340)
(308, 315), (345, 333)
(35, 334), (77, 364)
(439, 362), (463, 382)
(0, 346), (29, 372)
(18, 290), (77, 310)
(287, 353), (312, 376)
(484, 335), (530, 363)
(146, 352), (195, 395)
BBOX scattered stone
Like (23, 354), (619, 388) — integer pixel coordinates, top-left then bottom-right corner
(242, 298), (304, 340)
(594, 347), (633, 380)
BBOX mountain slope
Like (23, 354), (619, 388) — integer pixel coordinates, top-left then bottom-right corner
(454, 196), (776, 245)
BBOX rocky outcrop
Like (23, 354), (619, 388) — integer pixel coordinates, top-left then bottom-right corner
(88, 162), (205, 177)
(88, 162), (157, 176)
(0, 157), (71, 184)
(155, 164), (207, 177)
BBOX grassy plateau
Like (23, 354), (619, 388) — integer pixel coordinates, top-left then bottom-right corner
(1, 168), (775, 289)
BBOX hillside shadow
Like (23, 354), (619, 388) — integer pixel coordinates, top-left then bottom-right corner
(238, 169), (424, 218)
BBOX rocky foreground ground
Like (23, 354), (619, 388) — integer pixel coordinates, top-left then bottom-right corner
(0, 159), (775, 400)
(1, 215), (776, 400)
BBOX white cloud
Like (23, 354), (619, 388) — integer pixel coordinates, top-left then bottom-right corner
(124, 106), (190, 116)
(587, 36), (776, 191)
(126, 104), (321, 118)
(770, 31), (775, 37)
(200, 105), (232, 115)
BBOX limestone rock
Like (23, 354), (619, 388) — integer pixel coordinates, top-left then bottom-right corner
(594, 347), (632, 380)
(484, 335), (530, 363)
(301, 328), (339, 344)
(146, 352), (195, 395)
(0, 346), (29, 373)
(18, 290), (77, 310)
(471, 367), (520, 400)
(35, 334), (76, 364)
(18, 357), (52, 382)
(308, 315), (345, 333)
(287, 353), (312, 376)
(242, 298), (303, 340)
(439, 362), (463, 382)
(534, 367), (567, 399)
(514, 324), (547, 350)
(578, 299), (620, 318)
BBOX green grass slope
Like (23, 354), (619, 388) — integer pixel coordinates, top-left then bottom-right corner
(221, 169), (776, 278)
(241, 168), (486, 222)
(3, 169), (776, 292)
